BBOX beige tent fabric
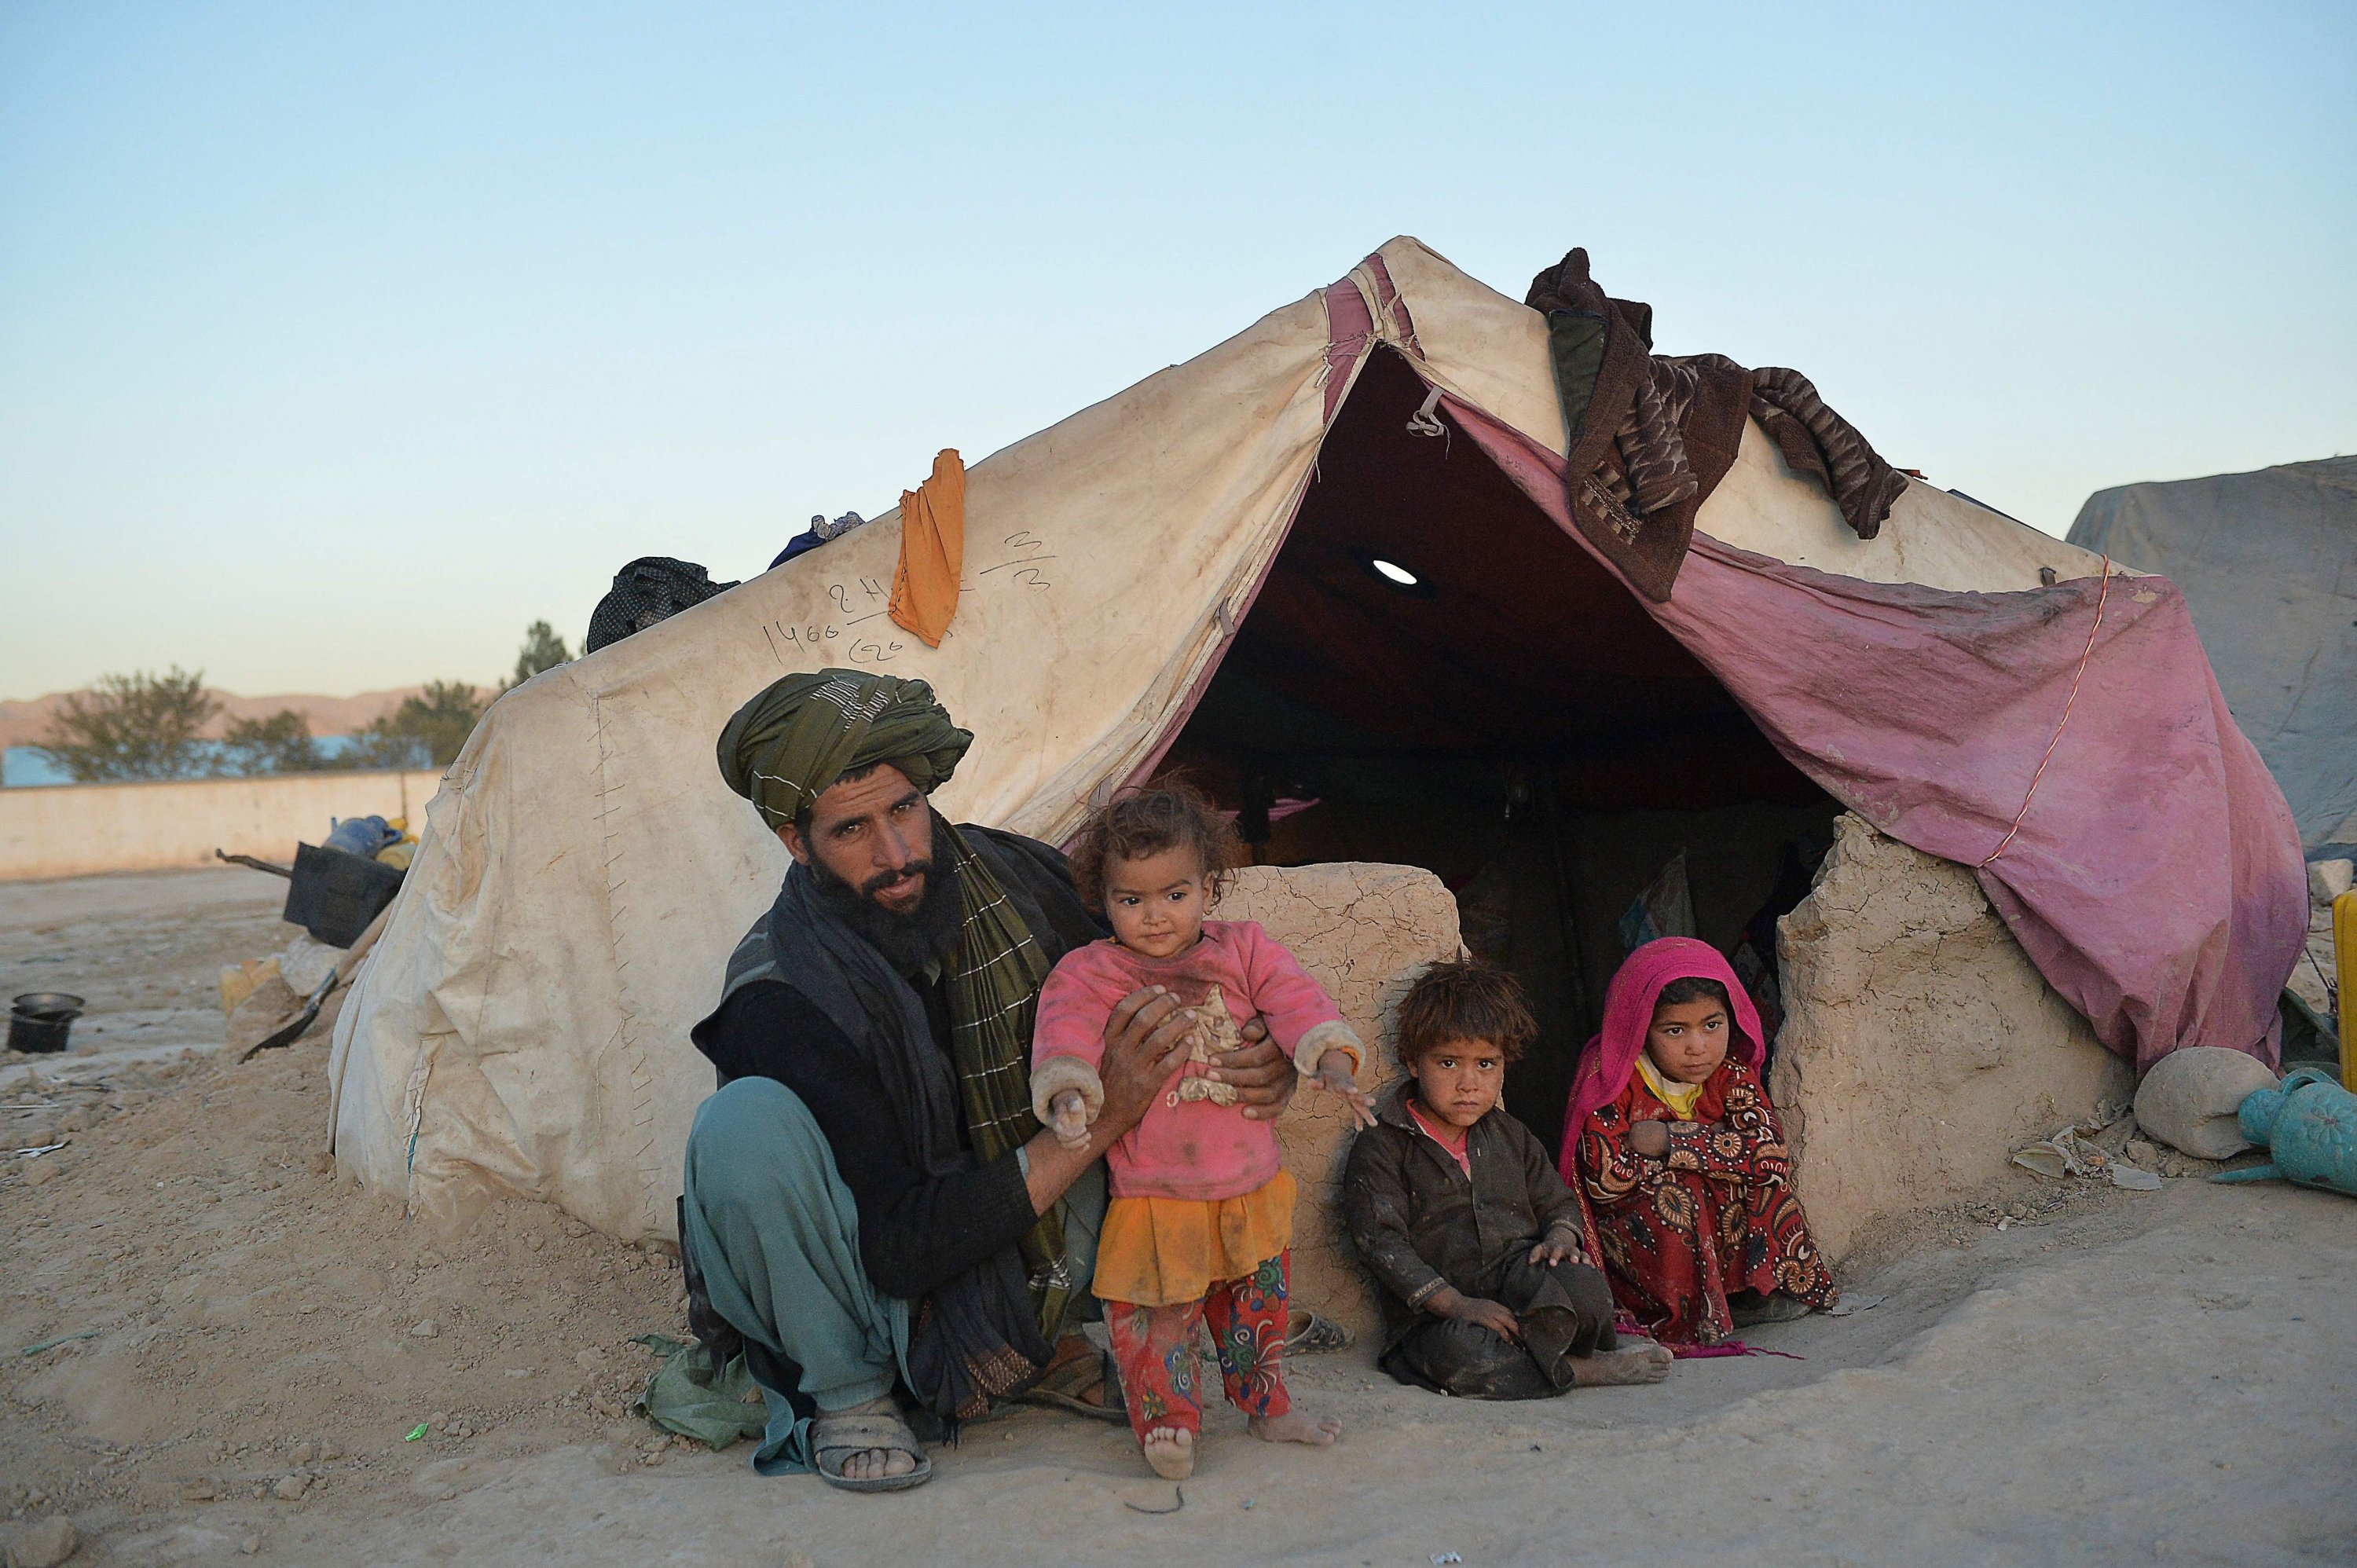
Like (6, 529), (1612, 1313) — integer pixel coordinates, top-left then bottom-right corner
(327, 237), (2109, 1240)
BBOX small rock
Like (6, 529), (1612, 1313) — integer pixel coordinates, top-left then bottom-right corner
(524, 1233), (544, 1252)
(10, 1515), (78, 1567)
(417, 1249), (442, 1269)
(287, 1441), (316, 1466)
(2311, 858), (2353, 905)
(317, 1440), (340, 1463)
(2135, 1047), (2278, 1160)
(307, 1152), (334, 1177)
(574, 1348), (607, 1372)
(429, 1410), (449, 1425)
(21, 1159), (62, 1189)
(409, 1319), (439, 1339)
(564, 1220), (589, 1238)
(272, 1475), (306, 1501)
(181, 1481), (217, 1502)
(240, 1536), (261, 1555)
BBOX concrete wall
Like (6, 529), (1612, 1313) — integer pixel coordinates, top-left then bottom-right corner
(1769, 813), (2132, 1263)
(0, 771), (443, 881)
(1221, 860), (1462, 1339)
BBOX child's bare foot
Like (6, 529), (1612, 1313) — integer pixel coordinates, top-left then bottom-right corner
(1567, 1339), (1674, 1386)
(1142, 1424), (1195, 1479)
(1249, 1409), (1343, 1447)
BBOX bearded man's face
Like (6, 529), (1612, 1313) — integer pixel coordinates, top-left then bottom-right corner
(779, 764), (934, 914)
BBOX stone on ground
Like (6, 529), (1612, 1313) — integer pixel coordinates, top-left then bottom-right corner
(2135, 1046), (2280, 1160)
(7, 1515), (78, 1568)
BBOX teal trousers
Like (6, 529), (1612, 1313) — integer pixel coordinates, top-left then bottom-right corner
(680, 1077), (1103, 1473)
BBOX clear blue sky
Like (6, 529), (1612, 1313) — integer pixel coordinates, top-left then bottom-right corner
(3, 2), (2351, 702)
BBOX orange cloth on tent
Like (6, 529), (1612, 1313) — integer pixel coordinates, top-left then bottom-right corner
(1091, 1169), (1296, 1307)
(889, 449), (966, 647)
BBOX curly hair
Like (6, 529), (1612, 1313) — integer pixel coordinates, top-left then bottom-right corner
(1067, 778), (1241, 914)
(1394, 958), (1537, 1068)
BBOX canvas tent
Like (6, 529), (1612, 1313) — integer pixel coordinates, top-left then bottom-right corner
(328, 237), (2304, 1244)
(2069, 456), (2357, 862)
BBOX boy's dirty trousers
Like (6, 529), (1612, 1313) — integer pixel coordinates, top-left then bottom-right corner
(1104, 1252), (1292, 1442)
(679, 1078), (1104, 1473)
(1384, 1251), (1618, 1399)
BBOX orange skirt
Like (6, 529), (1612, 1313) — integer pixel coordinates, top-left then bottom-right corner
(1091, 1170), (1296, 1308)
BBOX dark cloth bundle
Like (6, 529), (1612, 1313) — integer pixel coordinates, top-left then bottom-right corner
(1524, 247), (1908, 602)
(585, 557), (742, 654)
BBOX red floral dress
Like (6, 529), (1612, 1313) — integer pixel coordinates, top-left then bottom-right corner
(1575, 1059), (1836, 1345)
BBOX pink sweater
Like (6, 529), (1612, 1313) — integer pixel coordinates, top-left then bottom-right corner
(1029, 921), (1360, 1201)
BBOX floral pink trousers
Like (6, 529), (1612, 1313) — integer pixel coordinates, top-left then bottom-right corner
(1105, 1251), (1291, 1443)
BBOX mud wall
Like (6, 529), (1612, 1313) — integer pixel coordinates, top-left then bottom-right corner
(0, 770), (441, 881)
(1221, 860), (1461, 1338)
(1769, 814), (2131, 1262)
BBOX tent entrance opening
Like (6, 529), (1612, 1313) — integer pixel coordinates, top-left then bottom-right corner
(1158, 350), (1838, 1150)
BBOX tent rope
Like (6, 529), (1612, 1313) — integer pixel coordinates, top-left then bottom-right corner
(1978, 555), (2114, 869)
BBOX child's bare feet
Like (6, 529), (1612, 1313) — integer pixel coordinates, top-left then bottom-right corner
(1142, 1424), (1194, 1479)
(1567, 1339), (1674, 1386)
(1249, 1408), (1343, 1447)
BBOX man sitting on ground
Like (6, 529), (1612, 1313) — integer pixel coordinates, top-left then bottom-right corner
(684, 670), (1300, 1491)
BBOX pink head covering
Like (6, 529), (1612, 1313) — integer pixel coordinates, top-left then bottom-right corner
(1556, 937), (1764, 1182)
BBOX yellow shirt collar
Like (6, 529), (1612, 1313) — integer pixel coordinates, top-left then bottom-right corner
(1636, 1054), (1706, 1121)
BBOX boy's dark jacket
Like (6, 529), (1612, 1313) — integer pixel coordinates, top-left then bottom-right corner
(1342, 1084), (1587, 1352)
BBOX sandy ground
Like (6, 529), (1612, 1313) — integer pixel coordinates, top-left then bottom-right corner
(2, 869), (2353, 1567)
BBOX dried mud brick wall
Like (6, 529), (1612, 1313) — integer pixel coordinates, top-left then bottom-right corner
(1769, 814), (2131, 1262)
(1219, 862), (1461, 1338)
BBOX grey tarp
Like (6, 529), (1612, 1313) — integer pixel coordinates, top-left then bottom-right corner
(2069, 457), (2357, 858)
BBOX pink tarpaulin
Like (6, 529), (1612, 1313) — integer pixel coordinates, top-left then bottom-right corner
(1453, 399), (2305, 1072)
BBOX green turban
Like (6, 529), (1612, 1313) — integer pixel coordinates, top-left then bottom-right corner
(717, 670), (973, 831)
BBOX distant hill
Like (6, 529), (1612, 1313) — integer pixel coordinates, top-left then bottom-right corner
(0, 687), (426, 750)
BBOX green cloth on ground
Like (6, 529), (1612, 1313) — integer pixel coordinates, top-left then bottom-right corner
(716, 669), (973, 831)
(632, 1334), (768, 1450)
(680, 1078), (912, 1475)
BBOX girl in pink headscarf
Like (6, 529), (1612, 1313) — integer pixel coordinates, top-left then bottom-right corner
(1558, 939), (1837, 1346)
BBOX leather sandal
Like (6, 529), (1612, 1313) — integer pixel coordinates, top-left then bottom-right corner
(810, 1406), (933, 1493)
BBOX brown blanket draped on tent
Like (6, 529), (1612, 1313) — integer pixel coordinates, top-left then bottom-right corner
(1524, 247), (1908, 602)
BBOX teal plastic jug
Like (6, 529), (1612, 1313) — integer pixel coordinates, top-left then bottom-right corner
(2210, 1068), (2357, 1196)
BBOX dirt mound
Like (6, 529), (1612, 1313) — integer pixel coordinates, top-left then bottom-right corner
(2, 1031), (690, 1544)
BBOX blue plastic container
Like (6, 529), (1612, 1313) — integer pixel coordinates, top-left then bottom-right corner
(2212, 1068), (2357, 1197)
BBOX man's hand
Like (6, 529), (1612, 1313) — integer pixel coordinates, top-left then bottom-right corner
(1629, 1119), (1671, 1158)
(1427, 1286), (1520, 1343)
(1203, 1014), (1299, 1123)
(1095, 987), (1198, 1138)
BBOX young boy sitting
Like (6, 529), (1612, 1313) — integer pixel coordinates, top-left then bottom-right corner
(1342, 959), (1674, 1398)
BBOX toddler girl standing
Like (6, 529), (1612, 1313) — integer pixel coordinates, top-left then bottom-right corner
(1030, 782), (1372, 1478)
